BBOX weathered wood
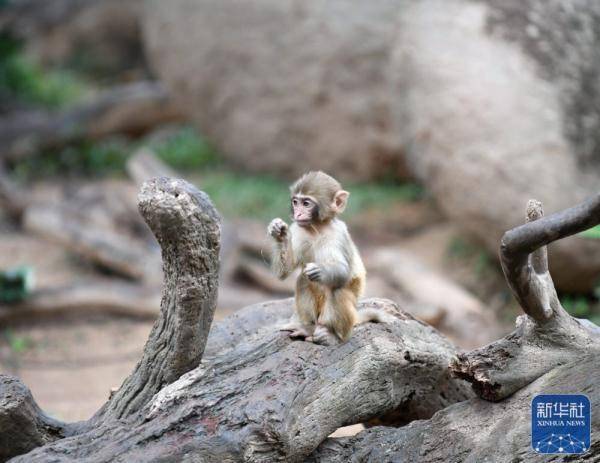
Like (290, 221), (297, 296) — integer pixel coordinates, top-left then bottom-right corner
(0, 375), (68, 462)
(92, 177), (221, 422)
(309, 353), (600, 463)
(126, 148), (177, 188)
(12, 298), (472, 462)
(369, 247), (500, 349)
(23, 202), (150, 280)
(452, 197), (600, 401)
(7, 187), (599, 462)
(0, 281), (160, 325)
(0, 81), (184, 162)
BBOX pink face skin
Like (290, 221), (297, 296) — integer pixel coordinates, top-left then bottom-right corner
(292, 195), (318, 227)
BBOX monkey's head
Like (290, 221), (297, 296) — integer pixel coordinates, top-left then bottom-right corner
(290, 171), (349, 227)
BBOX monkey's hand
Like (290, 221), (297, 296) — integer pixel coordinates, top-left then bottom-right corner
(303, 262), (322, 282)
(268, 218), (288, 242)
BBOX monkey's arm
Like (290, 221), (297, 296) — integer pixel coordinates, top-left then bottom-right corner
(268, 218), (296, 280)
(271, 238), (295, 280)
(305, 247), (351, 289)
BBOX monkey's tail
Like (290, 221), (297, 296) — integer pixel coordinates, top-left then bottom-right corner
(355, 308), (396, 325)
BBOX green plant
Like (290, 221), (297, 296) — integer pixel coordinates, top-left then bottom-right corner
(2, 329), (31, 354)
(344, 182), (423, 216)
(580, 225), (600, 239)
(0, 33), (87, 108)
(11, 138), (130, 181)
(153, 127), (220, 170)
(560, 295), (592, 318)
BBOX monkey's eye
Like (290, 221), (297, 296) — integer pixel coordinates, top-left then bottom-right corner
(292, 198), (299, 206)
(303, 200), (311, 207)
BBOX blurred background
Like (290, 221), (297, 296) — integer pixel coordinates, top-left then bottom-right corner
(1, 0), (600, 422)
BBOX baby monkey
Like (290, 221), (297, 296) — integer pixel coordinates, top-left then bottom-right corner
(268, 171), (383, 344)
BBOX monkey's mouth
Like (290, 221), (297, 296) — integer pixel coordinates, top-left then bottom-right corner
(295, 219), (312, 227)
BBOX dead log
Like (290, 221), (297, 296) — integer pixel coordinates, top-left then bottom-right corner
(7, 298), (472, 462)
(451, 197), (600, 401)
(6, 185), (598, 462)
(126, 148), (177, 188)
(0, 281), (160, 324)
(23, 202), (151, 281)
(0, 81), (185, 162)
(369, 247), (500, 349)
(0, 177), (472, 462)
(0, 375), (68, 463)
(309, 196), (600, 461)
(310, 353), (600, 463)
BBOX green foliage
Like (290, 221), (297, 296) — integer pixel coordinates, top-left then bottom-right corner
(561, 295), (592, 318)
(193, 173), (425, 221)
(11, 138), (130, 181)
(344, 182), (423, 216)
(10, 127), (218, 181)
(154, 127), (220, 170)
(195, 172), (288, 220)
(0, 33), (87, 108)
(2, 329), (31, 354)
(580, 225), (600, 239)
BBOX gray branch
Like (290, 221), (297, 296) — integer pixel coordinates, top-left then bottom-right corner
(451, 195), (600, 401)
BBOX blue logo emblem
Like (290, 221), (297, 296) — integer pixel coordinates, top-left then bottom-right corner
(532, 394), (590, 454)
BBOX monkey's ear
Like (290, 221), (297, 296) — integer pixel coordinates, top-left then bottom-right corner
(332, 190), (350, 213)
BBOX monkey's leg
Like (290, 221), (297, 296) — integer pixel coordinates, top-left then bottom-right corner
(280, 277), (322, 339)
(312, 287), (358, 343)
(279, 314), (314, 339)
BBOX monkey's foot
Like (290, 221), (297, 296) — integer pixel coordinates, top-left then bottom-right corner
(279, 323), (313, 339)
(306, 325), (339, 346)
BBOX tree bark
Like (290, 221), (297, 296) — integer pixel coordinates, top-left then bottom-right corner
(451, 196), (600, 401)
(3, 187), (599, 462)
(7, 299), (472, 463)
(310, 353), (600, 463)
(0, 375), (68, 463)
(93, 177), (221, 423)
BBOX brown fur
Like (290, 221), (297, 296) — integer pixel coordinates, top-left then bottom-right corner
(290, 171), (341, 222)
(269, 171), (380, 344)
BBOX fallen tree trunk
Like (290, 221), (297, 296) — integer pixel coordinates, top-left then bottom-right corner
(310, 353), (600, 462)
(23, 202), (151, 280)
(0, 281), (160, 324)
(3, 183), (599, 462)
(6, 298), (472, 462)
(369, 247), (500, 349)
(0, 178), (472, 462)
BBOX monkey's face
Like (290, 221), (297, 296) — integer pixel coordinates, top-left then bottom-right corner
(291, 195), (319, 227)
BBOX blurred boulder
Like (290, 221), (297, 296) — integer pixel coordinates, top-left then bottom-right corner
(143, 0), (600, 290)
(142, 0), (408, 181)
(1, 0), (144, 76)
(391, 0), (600, 291)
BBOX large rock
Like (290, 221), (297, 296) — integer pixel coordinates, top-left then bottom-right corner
(143, 0), (600, 290)
(391, 0), (600, 291)
(1, 0), (144, 75)
(142, 0), (408, 181)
